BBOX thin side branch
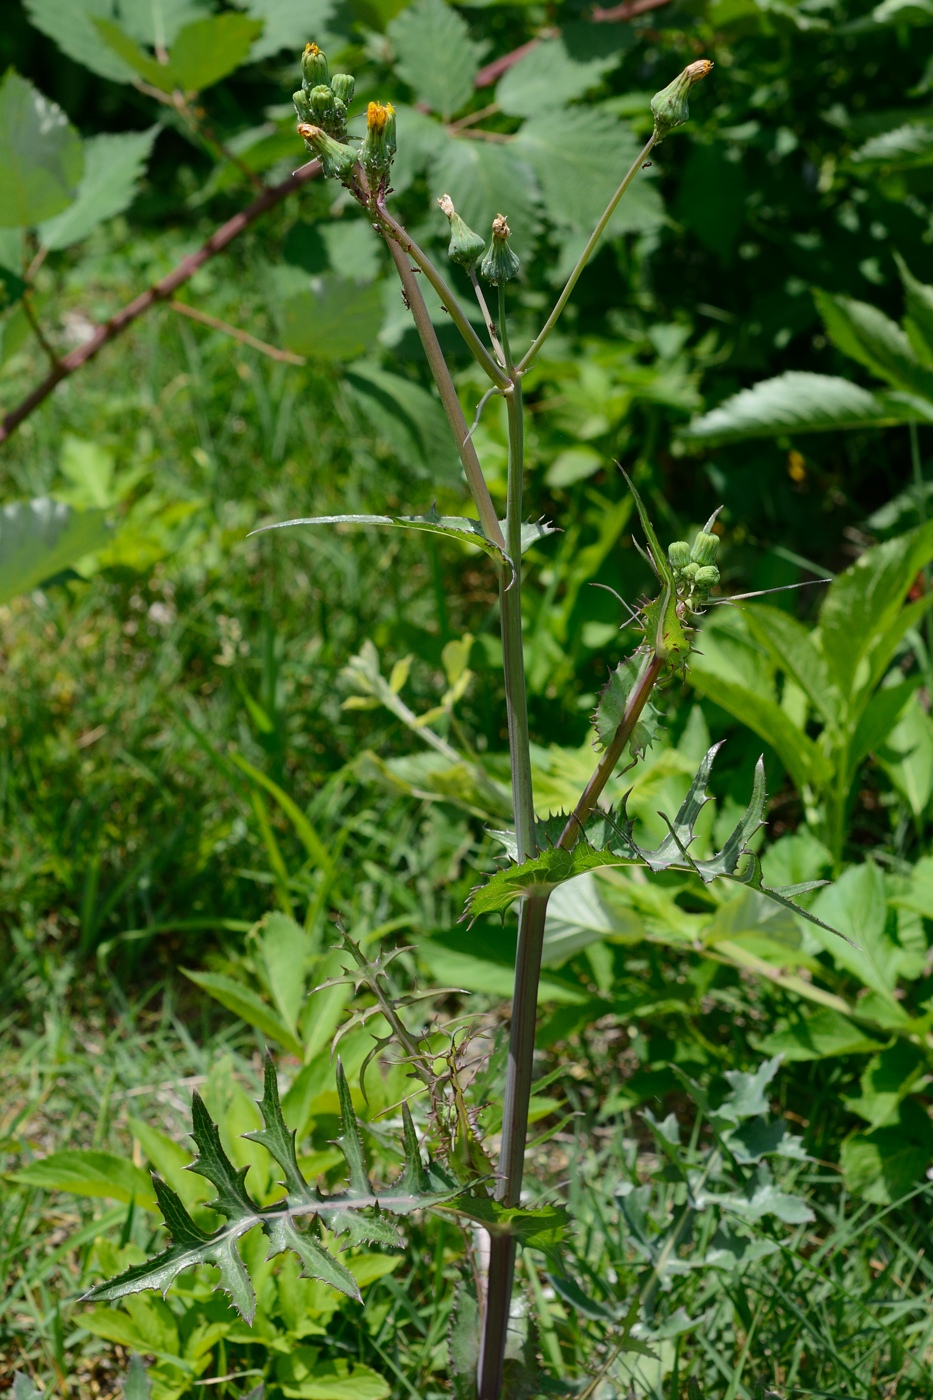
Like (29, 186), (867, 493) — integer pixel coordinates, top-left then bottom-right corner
(169, 300), (306, 365)
(0, 160), (323, 447)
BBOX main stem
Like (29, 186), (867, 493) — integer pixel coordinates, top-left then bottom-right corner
(478, 645), (667, 1398)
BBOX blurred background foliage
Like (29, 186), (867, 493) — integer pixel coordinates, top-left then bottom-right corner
(4, 0), (933, 1394)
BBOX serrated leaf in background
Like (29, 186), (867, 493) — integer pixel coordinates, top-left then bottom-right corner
(22, 0), (139, 83)
(815, 288), (933, 400)
(680, 370), (924, 444)
(0, 72), (84, 227)
(387, 0), (485, 119)
(429, 139), (541, 254)
(273, 269), (385, 361)
(0, 499), (111, 604)
(344, 362), (462, 481)
(39, 127), (159, 250)
(496, 35), (618, 118)
(238, 0), (340, 61)
(167, 14), (263, 92)
(513, 108), (663, 242)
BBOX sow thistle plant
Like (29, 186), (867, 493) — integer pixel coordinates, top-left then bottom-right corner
(79, 44), (845, 1399)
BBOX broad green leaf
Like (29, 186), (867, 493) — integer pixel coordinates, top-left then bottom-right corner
(852, 122), (933, 168)
(496, 35), (617, 117)
(845, 1041), (928, 1130)
(276, 1349), (390, 1400)
(840, 1099), (933, 1202)
(167, 14), (263, 91)
(13, 1376), (43, 1400)
(10, 1150), (157, 1209)
(819, 519), (933, 700)
(878, 695), (933, 816)
(0, 72), (84, 227)
(687, 668), (829, 793)
(344, 362), (460, 482)
(0, 499), (111, 605)
(807, 862), (906, 997)
(428, 138), (542, 252)
(276, 273), (384, 361)
(679, 371), (926, 445)
(896, 253), (933, 364)
(22, 0), (138, 83)
(253, 912), (310, 1036)
(182, 968), (304, 1056)
(241, 0), (339, 61)
(512, 108), (664, 240)
(760, 1006), (886, 1061)
(387, 0), (485, 119)
(93, 18), (173, 88)
(447, 1198), (570, 1266)
(742, 604), (838, 726)
(120, 0), (210, 46)
(123, 1355), (151, 1400)
(814, 289), (933, 401)
(848, 678), (917, 776)
(388, 104), (451, 196)
(693, 1162), (814, 1225)
(39, 127), (158, 250)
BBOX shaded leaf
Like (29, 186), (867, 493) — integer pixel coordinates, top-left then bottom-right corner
(814, 288), (933, 400)
(241, 0), (339, 61)
(680, 371), (929, 444)
(388, 0), (484, 119)
(496, 36), (617, 118)
(0, 499), (110, 604)
(429, 137), (542, 252)
(0, 72), (84, 228)
(40, 127), (159, 250)
(10, 1150), (157, 1210)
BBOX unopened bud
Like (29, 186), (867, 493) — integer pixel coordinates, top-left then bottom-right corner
(308, 83), (337, 131)
(650, 59), (713, 141)
(360, 101), (397, 174)
(668, 540), (691, 573)
(480, 213), (519, 286)
(681, 561), (700, 583)
(330, 73), (355, 106)
(438, 194), (485, 271)
(301, 42), (329, 88)
(690, 530), (720, 567)
(694, 565), (720, 591)
(296, 123), (357, 180)
(293, 88), (313, 123)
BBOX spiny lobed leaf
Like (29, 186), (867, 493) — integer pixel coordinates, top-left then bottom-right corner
(82, 1056), (466, 1320)
(466, 744), (844, 937)
(594, 657), (661, 758)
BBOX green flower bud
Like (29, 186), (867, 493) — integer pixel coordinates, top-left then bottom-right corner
(681, 561), (700, 583)
(293, 88), (313, 123)
(360, 101), (397, 174)
(296, 122), (357, 180)
(301, 42), (329, 88)
(690, 530), (720, 567)
(668, 540), (691, 572)
(330, 73), (355, 106)
(437, 193), (485, 271)
(308, 83), (337, 131)
(650, 59), (713, 141)
(480, 213), (519, 286)
(694, 565), (720, 591)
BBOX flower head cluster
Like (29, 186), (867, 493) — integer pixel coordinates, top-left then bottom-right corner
(668, 517), (721, 606)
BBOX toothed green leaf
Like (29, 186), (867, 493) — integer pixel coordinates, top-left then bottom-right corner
(187, 1091), (256, 1220)
(262, 1213), (361, 1301)
(335, 1059), (372, 1197)
(594, 658), (660, 759)
(466, 745), (842, 938)
(446, 1199), (571, 1268)
(399, 1101), (428, 1197)
(244, 1053), (309, 1197)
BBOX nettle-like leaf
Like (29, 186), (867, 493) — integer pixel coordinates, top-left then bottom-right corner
(82, 1056), (464, 1321)
(467, 744), (842, 936)
(250, 507), (557, 579)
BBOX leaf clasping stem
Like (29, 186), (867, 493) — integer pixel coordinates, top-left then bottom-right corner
(517, 131), (658, 373)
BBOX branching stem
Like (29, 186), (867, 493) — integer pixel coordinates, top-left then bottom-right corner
(517, 132), (657, 372)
